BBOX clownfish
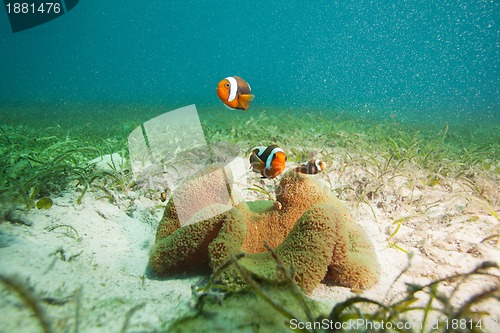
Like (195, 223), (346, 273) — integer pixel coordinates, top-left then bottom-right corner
(216, 76), (255, 111)
(294, 159), (326, 175)
(249, 145), (287, 179)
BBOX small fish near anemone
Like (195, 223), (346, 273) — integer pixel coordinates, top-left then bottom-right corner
(216, 76), (255, 111)
(294, 159), (326, 175)
(249, 145), (287, 179)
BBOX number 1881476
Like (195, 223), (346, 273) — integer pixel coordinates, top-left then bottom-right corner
(5, 2), (61, 14)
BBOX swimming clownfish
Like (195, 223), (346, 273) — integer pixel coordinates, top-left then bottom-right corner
(294, 159), (326, 175)
(216, 76), (255, 111)
(249, 145), (287, 179)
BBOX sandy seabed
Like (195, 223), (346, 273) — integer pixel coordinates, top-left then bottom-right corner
(1, 148), (499, 333)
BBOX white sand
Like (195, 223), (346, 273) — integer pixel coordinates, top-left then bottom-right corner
(0, 189), (201, 333)
(1, 152), (499, 332)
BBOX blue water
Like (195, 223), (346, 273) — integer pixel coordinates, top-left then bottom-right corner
(0, 1), (498, 123)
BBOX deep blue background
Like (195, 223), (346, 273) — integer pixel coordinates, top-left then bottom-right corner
(0, 1), (498, 120)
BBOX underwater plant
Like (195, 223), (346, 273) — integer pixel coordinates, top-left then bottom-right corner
(325, 259), (499, 333)
(0, 274), (54, 333)
(0, 123), (134, 209)
(167, 247), (499, 333)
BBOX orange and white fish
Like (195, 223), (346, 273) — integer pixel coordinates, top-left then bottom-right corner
(249, 145), (287, 179)
(216, 76), (255, 111)
(294, 159), (326, 175)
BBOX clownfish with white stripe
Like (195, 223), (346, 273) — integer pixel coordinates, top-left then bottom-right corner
(249, 145), (287, 179)
(216, 76), (255, 111)
(294, 159), (326, 175)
